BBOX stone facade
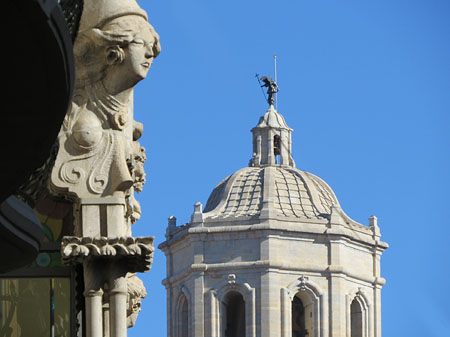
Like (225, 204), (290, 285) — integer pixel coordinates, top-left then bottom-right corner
(160, 104), (388, 337)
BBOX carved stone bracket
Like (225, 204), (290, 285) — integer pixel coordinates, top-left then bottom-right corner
(61, 236), (154, 272)
(48, 1), (162, 336)
(227, 273), (236, 287)
(299, 275), (309, 291)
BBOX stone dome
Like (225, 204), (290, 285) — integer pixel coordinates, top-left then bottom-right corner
(203, 165), (351, 222)
(201, 104), (359, 226)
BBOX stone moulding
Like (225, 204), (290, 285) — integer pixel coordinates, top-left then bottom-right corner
(162, 220), (387, 250)
(162, 260), (386, 288)
(61, 236), (154, 272)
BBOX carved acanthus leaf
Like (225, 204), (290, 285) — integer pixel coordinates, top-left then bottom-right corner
(61, 236), (154, 272)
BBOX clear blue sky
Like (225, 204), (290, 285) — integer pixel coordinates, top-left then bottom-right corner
(130, 1), (450, 336)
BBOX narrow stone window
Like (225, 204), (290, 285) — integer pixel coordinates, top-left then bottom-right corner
(274, 135), (281, 164)
(181, 297), (188, 337)
(292, 295), (308, 337)
(350, 298), (363, 337)
(177, 294), (188, 337)
(224, 291), (245, 337)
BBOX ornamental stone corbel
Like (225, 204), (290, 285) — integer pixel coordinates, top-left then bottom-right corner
(47, 1), (161, 336)
(61, 236), (154, 273)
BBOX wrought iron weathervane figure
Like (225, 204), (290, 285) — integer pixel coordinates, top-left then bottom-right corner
(259, 76), (279, 106)
(256, 55), (279, 107)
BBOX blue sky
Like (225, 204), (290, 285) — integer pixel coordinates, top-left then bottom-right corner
(130, 1), (450, 336)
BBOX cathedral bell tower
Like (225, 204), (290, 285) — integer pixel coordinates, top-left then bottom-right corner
(160, 82), (388, 337)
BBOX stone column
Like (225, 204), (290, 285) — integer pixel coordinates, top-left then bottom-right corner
(103, 295), (110, 337)
(109, 273), (128, 337)
(192, 272), (205, 337)
(373, 250), (383, 337)
(260, 272), (281, 337)
(84, 260), (104, 337)
(327, 236), (348, 336)
(328, 212), (347, 337)
(267, 129), (275, 165)
(86, 293), (104, 337)
(328, 271), (347, 336)
(280, 130), (289, 166)
(62, 237), (154, 337)
(280, 288), (291, 337)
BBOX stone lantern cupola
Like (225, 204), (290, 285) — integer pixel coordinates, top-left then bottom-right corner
(250, 104), (295, 168)
(160, 93), (388, 337)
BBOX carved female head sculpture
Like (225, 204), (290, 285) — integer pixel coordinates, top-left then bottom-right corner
(51, 1), (160, 229)
(74, 15), (161, 94)
(68, 13), (160, 134)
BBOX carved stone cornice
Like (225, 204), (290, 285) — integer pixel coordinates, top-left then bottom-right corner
(61, 236), (154, 272)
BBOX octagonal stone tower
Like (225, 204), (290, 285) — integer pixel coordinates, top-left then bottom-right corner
(160, 103), (388, 337)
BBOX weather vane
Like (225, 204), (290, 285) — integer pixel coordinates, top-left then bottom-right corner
(255, 55), (279, 107)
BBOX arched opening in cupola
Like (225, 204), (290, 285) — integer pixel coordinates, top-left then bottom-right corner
(292, 296), (306, 337)
(181, 296), (188, 337)
(350, 298), (363, 337)
(223, 291), (246, 337)
(176, 293), (188, 337)
(274, 134), (281, 164)
(292, 292), (315, 337)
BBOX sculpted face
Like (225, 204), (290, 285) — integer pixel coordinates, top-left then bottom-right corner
(127, 297), (142, 327)
(100, 16), (160, 95)
(124, 26), (156, 81)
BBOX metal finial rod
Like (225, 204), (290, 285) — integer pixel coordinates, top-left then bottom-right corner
(274, 55), (277, 82)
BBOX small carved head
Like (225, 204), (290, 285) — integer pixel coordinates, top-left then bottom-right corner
(127, 274), (147, 327)
(74, 15), (161, 90)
